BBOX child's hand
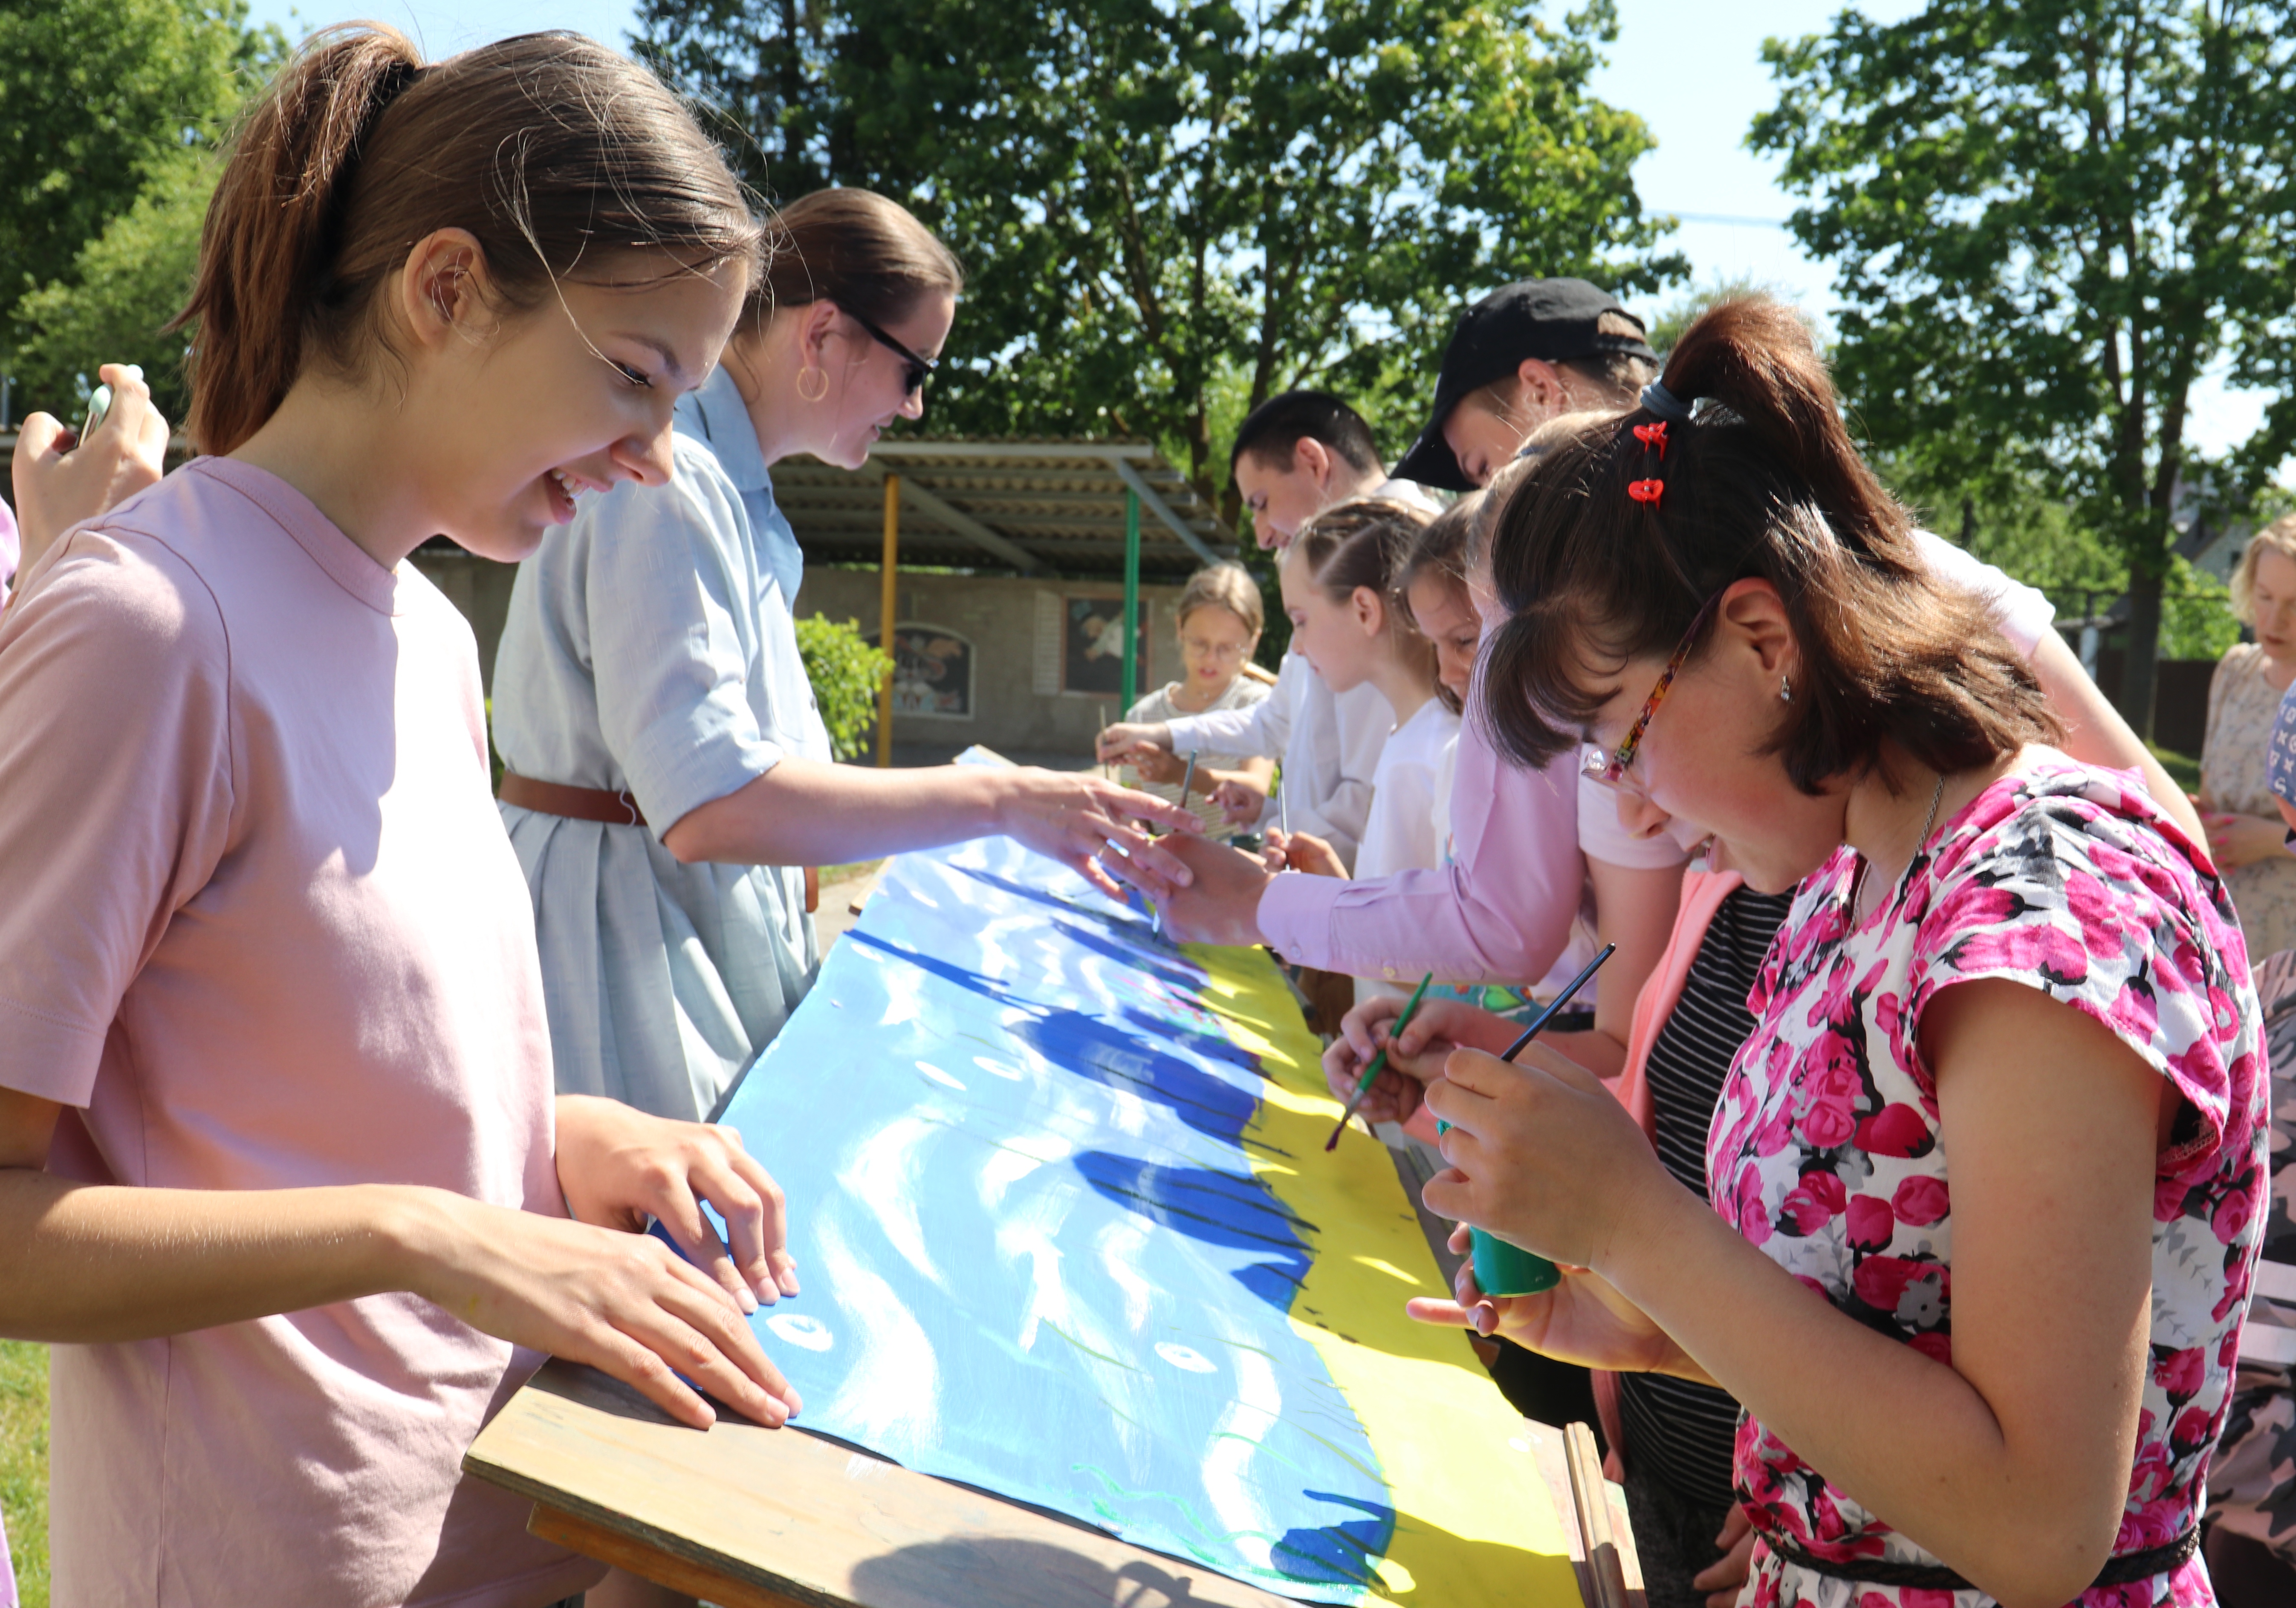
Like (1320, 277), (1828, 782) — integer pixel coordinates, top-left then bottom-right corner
(1336, 994), (1515, 1086)
(1265, 828), (1348, 879)
(1212, 775), (1268, 826)
(1321, 1011), (1423, 1126)
(1098, 720), (1169, 765)
(12, 362), (168, 577)
(1124, 745), (1187, 786)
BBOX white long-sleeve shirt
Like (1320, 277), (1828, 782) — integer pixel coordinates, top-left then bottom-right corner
(1164, 650), (1391, 871)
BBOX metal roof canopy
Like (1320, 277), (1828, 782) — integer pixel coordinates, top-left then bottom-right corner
(771, 439), (1238, 580)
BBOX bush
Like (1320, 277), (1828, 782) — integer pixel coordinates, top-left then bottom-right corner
(795, 615), (892, 762)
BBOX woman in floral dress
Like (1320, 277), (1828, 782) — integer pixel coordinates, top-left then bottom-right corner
(1409, 297), (2268, 1608)
(2197, 516), (2296, 960)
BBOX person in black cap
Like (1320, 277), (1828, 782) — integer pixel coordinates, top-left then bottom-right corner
(1394, 277), (1660, 491)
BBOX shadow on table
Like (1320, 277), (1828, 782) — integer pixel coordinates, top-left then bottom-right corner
(850, 1536), (1233, 1608)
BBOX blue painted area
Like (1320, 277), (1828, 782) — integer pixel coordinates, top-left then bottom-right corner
(714, 834), (1393, 1601)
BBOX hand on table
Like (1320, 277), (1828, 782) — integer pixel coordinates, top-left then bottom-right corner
(556, 1094), (796, 1309)
(401, 1185), (800, 1432)
(2201, 810), (2289, 871)
(11, 362), (168, 575)
(996, 768), (1200, 901)
(1147, 832), (1276, 946)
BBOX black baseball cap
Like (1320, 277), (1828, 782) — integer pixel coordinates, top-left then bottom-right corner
(1395, 278), (1658, 491)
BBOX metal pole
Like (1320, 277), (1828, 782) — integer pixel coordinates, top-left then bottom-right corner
(1122, 488), (1140, 710)
(877, 474), (899, 768)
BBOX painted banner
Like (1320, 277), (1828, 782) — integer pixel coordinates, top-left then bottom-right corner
(715, 829), (1577, 1604)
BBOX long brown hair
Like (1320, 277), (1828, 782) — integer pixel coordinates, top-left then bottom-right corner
(749, 187), (962, 329)
(176, 25), (760, 455)
(1478, 296), (2056, 790)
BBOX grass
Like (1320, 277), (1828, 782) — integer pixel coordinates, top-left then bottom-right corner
(2148, 741), (2201, 794)
(0, 1341), (47, 1608)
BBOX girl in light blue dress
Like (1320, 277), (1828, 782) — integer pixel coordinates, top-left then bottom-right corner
(493, 189), (1194, 1122)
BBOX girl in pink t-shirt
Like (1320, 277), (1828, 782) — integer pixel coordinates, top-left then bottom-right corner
(0, 26), (810, 1608)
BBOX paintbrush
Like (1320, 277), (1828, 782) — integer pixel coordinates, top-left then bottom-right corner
(1097, 705), (1110, 781)
(1324, 970), (1434, 1151)
(1278, 776), (1290, 837)
(1495, 942), (1616, 1064)
(1177, 749), (1198, 823)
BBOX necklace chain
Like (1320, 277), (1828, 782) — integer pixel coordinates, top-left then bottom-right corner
(1853, 770), (1947, 926)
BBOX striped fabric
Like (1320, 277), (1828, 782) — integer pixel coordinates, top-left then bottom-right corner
(1615, 885), (1794, 1507)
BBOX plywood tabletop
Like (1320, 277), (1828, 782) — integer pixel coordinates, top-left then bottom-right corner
(466, 1358), (1304, 1608)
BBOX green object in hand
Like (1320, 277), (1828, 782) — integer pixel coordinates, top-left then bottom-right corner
(1470, 1227), (1561, 1296)
(1324, 970), (1434, 1152)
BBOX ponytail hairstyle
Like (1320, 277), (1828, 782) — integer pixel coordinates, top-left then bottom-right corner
(1478, 296), (2057, 791)
(1291, 497), (1445, 707)
(176, 26), (761, 455)
(749, 187), (963, 331)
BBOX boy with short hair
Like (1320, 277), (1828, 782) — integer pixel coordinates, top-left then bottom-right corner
(1394, 277), (1661, 491)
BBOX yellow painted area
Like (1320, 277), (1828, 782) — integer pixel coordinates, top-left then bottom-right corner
(1189, 943), (1581, 1605)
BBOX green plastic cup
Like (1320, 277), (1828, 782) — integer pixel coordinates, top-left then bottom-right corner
(1433, 1118), (1561, 1295)
(1469, 1227), (1560, 1296)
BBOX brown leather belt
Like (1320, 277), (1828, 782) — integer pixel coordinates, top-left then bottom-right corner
(500, 772), (647, 826)
(498, 772), (819, 913)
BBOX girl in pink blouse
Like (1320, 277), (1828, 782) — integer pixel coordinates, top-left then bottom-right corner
(0, 26), (810, 1608)
(1411, 297), (2268, 1608)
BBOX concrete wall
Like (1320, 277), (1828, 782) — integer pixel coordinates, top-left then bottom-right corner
(404, 549), (1216, 767)
(798, 567), (1192, 764)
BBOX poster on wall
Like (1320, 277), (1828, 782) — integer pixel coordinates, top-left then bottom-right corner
(1062, 594), (1149, 697)
(873, 623), (974, 720)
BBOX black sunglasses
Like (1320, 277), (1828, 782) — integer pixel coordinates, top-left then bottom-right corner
(839, 303), (938, 396)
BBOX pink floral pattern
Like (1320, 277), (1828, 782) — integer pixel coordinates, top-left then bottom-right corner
(1709, 762), (2269, 1608)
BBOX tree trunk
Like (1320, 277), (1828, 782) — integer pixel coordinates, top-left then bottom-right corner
(2120, 566), (2164, 742)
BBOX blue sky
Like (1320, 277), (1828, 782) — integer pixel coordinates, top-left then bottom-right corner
(245, 0), (2272, 464)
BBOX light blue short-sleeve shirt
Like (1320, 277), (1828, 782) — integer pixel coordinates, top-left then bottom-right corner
(491, 368), (830, 1120)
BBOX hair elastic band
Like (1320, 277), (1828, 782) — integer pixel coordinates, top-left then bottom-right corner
(1632, 421), (1668, 457)
(1640, 381), (1692, 422)
(1627, 479), (1664, 506)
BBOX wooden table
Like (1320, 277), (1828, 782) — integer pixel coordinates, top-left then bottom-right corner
(466, 1358), (1640, 1608)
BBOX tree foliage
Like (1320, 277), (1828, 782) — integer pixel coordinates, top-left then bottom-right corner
(635, 0), (1684, 519)
(0, 0), (272, 356)
(10, 145), (214, 423)
(795, 614), (896, 760)
(1754, 0), (2296, 734)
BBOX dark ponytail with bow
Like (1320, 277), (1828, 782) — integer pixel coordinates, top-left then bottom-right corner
(1476, 296), (2056, 791)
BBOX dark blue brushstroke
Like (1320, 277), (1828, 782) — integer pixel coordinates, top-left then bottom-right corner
(1049, 915), (1208, 994)
(1075, 1152), (1315, 1314)
(1275, 1493), (1400, 1587)
(1016, 1016), (1258, 1143)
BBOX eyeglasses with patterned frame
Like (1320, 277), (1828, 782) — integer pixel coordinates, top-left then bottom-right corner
(1581, 589), (1725, 787)
(839, 302), (939, 396)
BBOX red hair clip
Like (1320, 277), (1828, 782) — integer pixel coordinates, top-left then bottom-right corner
(1632, 421), (1668, 457)
(1627, 479), (1664, 506)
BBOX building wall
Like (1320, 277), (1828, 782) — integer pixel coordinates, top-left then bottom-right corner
(798, 567), (1196, 761)
(404, 550), (1255, 765)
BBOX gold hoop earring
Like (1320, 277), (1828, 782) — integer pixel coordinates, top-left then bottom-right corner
(796, 365), (829, 403)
